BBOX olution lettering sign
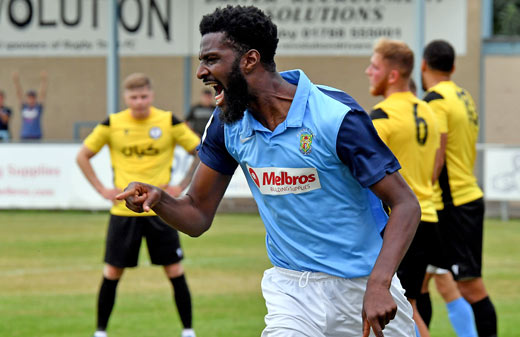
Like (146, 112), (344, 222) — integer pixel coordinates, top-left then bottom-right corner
(0, 0), (466, 56)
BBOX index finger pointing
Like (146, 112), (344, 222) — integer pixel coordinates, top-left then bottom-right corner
(369, 318), (384, 337)
(116, 187), (136, 200)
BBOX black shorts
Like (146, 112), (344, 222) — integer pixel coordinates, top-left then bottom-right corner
(104, 215), (184, 268)
(397, 220), (449, 299)
(437, 198), (484, 280)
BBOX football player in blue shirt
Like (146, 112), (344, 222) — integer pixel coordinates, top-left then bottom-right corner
(118, 5), (421, 337)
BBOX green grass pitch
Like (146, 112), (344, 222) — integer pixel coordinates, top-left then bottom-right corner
(0, 211), (518, 337)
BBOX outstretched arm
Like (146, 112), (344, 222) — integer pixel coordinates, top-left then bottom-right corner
(117, 162), (232, 237)
(39, 71), (48, 103)
(12, 72), (23, 105)
(362, 171), (421, 337)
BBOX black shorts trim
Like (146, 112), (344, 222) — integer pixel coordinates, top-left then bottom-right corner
(437, 198), (484, 280)
(104, 215), (184, 268)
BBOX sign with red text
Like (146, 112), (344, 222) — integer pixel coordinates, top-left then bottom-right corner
(0, 143), (251, 210)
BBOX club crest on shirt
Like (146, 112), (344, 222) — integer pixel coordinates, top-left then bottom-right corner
(149, 126), (162, 139)
(298, 128), (314, 155)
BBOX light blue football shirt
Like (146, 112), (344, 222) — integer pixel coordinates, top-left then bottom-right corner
(199, 69), (400, 278)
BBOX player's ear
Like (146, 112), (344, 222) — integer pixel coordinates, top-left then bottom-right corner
(242, 49), (260, 74)
(421, 60), (427, 72)
(388, 69), (399, 84)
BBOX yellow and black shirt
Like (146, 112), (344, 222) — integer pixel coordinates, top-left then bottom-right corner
(424, 81), (483, 209)
(370, 91), (440, 223)
(84, 107), (200, 216)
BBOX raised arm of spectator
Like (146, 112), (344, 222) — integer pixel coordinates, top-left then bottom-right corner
(117, 162), (232, 237)
(39, 70), (48, 104)
(12, 71), (23, 105)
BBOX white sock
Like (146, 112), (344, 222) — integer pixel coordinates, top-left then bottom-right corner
(181, 328), (196, 337)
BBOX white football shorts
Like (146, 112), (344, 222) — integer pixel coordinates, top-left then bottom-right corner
(261, 266), (416, 337)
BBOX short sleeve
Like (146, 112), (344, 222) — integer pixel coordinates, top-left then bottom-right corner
(169, 113), (200, 153)
(198, 110), (238, 175)
(369, 107), (391, 145)
(424, 91), (448, 134)
(83, 117), (110, 153)
(336, 109), (401, 187)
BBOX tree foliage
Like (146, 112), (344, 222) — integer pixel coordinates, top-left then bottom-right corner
(494, 0), (520, 36)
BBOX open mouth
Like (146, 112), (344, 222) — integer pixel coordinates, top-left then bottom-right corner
(205, 81), (225, 106)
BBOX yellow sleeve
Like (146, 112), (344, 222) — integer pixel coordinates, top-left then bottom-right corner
(83, 119), (110, 153)
(369, 107), (391, 145)
(371, 119), (391, 145)
(171, 122), (201, 153)
(423, 105), (441, 150)
(426, 99), (449, 134)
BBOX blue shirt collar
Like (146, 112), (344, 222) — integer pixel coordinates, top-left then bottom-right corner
(242, 69), (311, 137)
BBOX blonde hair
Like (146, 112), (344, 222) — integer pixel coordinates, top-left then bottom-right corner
(123, 73), (152, 90)
(374, 39), (414, 79)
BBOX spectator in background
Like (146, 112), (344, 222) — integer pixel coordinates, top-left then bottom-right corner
(12, 71), (47, 140)
(186, 88), (215, 136)
(0, 90), (12, 141)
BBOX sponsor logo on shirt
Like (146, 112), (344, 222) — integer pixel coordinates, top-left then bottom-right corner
(121, 144), (159, 157)
(246, 165), (321, 195)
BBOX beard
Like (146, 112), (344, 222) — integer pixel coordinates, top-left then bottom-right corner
(369, 76), (389, 97)
(219, 58), (252, 124)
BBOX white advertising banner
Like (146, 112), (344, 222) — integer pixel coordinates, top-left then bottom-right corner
(484, 147), (520, 201)
(0, 0), (466, 57)
(0, 0), (190, 56)
(0, 143), (251, 210)
(192, 0), (467, 56)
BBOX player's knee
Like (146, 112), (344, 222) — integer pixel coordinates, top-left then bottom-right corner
(164, 262), (184, 278)
(103, 264), (124, 280)
(434, 274), (460, 301)
(457, 278), (488, 303)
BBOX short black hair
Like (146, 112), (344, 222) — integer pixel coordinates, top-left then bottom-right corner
(423, 40), (455, 72)
(199, 5), (279, 72)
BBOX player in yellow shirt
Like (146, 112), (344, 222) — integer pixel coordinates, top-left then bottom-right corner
(409, 78), (478, 337)
(366, 38), (441, 337)
(76, 73), (200, 337)
(421, 40), (497, 337)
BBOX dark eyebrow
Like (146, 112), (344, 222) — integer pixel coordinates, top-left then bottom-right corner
(199, 51), (218, 61)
